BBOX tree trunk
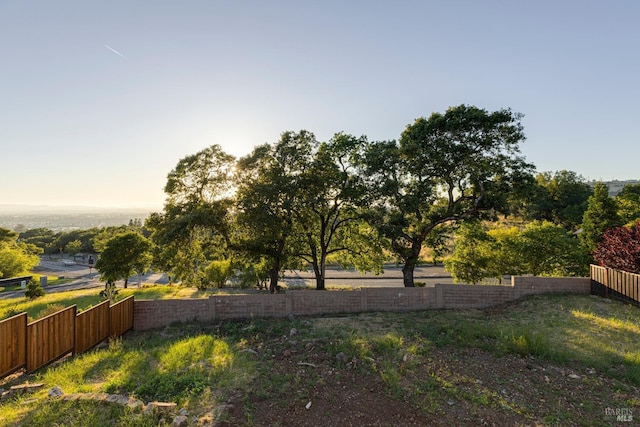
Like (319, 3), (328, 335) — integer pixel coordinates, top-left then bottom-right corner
(270, 240), (286, 293)
(401, 238), (424, 287)
(402, 264), (415, 287)
(124, 277), (128, 289)
(269, 268), (279, 294)
(312, 261), (325, 290)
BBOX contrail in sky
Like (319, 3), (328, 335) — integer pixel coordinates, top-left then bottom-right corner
(104, 44), (126, 57)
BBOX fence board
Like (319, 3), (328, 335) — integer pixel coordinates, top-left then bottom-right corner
(110, 296), (134, 338)
(75, 300), (110, 354)
(0, 312), (27, 377)
(590, 264), (640, 306)
(27, 306), (76, 372)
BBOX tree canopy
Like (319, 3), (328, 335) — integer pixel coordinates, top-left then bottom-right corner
(53, 104), (607, 290)
(616, 183), (640, 226)
(445, 220), (588, 284)
(235, 131), (384, 290)
(524, 170), (593, 229)
(234, 133), (309, 292)
(0, 227), (41, 279)
(580, 182), (622, 254)
(594, 220), (640, 274)
(95, 231), (153, 288)
(363, 105), (534, 286)
(146, 145), (235, 287)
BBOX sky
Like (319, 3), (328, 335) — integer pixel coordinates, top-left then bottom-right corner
(1, 1), (639, 209)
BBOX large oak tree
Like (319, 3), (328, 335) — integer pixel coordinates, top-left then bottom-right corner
(234, 132), (311, 293)
(146, 145), (235, 287)
(363, 105), (534, 287)
(236, 131), (383, 291)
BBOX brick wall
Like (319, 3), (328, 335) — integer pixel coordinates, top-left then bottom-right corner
(133, 276), (591, 331)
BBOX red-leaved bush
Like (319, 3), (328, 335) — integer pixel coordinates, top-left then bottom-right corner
(593, 220), (640, 274)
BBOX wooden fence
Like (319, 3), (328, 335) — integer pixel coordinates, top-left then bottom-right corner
(0, 296), (134, 379)
(0, 312), (27, 379)
(591, 265), (640, 306)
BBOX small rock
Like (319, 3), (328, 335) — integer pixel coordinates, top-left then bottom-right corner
(402, 353), (409, 362)
(335, 352), (349, 364)
(105, 394), (119, 403)
(447, 400), (455, 406)
(171, 415), (188, 427)
(305, 401), (312, 410)
(287, 314), (295, 321)
(127, 399), (144, 411)
(568, 374), (580, 379)
(282, 349), (293, 357)
(179, 408), (188, 416)
(155, 402), (177, 413)
(48, 387), (64, 399)
(290, 328), (298, 336)
(586, 368), (596, 375)
(10, 383), (44, 393)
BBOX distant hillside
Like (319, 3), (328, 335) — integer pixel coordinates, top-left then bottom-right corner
(0, 205), (159, 232)
(587, 180), (639, 196)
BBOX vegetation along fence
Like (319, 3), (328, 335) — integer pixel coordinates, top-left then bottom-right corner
(591, 265), (640, 306)
(0, 296), (134, 379)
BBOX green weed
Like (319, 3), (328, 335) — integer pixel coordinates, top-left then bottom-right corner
(497, 328), (552, 358)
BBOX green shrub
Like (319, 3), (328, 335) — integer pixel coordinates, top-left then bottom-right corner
(25, 279), (45, 300)
(204, 259), (233, 289)
(232, 262), (269, 289)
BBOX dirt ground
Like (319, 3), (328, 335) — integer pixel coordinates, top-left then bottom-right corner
(218, 326), (638, 426)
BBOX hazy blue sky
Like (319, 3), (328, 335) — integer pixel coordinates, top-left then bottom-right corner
(2, 1), (638, 208)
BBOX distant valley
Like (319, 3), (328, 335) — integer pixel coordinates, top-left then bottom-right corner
(2, 178), (636, 232)
(0, 205), (159, 231)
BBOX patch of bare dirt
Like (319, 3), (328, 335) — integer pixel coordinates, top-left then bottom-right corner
(217, 338), (638, 426)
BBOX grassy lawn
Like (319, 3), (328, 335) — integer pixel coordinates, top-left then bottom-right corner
(0, 285), (211, 321)
(0, 275), (73, 293)
(0, 292), (638, 425)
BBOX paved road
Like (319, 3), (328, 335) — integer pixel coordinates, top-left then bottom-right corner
(282, 265), (454, 288)
(1, 260), (453, 300)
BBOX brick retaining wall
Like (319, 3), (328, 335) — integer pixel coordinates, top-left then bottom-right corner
(133, 276), (591, 331)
